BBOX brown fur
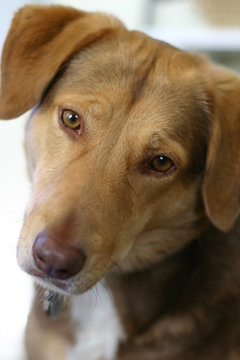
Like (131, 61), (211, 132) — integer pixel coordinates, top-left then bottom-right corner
(1, 5), (240, 360)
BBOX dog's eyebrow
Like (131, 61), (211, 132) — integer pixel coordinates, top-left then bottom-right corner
(131, 52), (158, 106)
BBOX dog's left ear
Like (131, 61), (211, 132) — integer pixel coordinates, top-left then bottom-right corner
(202, 66), (240, 232)
(0, 5), (124, 119)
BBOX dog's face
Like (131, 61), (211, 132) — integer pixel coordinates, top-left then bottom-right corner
(1, 5), (240, 295)
(20, 35), (209, 293)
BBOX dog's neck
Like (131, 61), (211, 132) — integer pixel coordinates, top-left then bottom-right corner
(111, 221), (240, 338)
(111, 238), (202, 336)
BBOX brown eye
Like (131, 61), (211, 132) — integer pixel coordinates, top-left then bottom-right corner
(150, 156), (175, 173)
(60, 109), (81, 130)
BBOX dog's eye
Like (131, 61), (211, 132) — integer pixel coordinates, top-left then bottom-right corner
(150, 156), (175, 173)
(60, 109), (81, 130)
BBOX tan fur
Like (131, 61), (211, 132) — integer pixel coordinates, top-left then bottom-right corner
(1, 5), (240, 360)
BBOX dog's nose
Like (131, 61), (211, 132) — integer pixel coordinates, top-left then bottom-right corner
(32, 232), (86, 280)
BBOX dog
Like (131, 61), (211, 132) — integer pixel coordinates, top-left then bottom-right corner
(1, 4), (240, 360)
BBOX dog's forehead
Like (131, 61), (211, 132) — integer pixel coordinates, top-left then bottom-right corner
(45, 30), (209, 163)
(57, 36), (203, 119)
(55, 30), (206, 121)
(66, 31), (201, 87)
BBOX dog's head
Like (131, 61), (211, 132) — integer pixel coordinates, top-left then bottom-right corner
(1, 5), (240, 294)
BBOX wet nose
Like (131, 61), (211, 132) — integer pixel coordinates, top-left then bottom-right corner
(32, 232), (86, 280)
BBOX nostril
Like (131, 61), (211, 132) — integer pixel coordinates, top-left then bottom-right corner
(32, 232), (86, 280)
(35, 254), (45, 266)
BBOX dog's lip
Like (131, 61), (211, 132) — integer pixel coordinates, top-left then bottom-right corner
(26, 267), (69, 291)
(49, 278), (68, 290)
(37, 275), (69, 292)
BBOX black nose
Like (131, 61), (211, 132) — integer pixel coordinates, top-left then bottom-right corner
(32, 232), (86, 280)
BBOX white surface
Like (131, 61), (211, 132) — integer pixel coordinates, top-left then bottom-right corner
(145, 28), (240, 51)
(0, 115), (33, 360)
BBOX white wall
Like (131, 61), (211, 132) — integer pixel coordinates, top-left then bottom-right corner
(0, 115), (32, 360)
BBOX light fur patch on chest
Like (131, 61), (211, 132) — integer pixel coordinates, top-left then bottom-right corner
(67, 282), (125, 360)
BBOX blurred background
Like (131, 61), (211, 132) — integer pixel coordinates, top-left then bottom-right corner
(0, 1), (240, 359)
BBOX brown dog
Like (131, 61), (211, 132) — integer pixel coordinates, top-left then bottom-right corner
(1, 5), (240, 360)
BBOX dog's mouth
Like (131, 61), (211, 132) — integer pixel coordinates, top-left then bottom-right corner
(41, 277), (69, 292)
(30, 268), (70, 293)
(22, 262), (73, 293)
(26, 262), (102, 296)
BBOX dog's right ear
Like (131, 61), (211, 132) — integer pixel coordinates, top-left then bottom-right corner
(0, 5), (124, 119)
(202, 65), (240, 232)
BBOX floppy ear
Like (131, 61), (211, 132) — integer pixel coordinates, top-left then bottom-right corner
(0, 5), (124, 119)
(202, 66), (240, 232)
